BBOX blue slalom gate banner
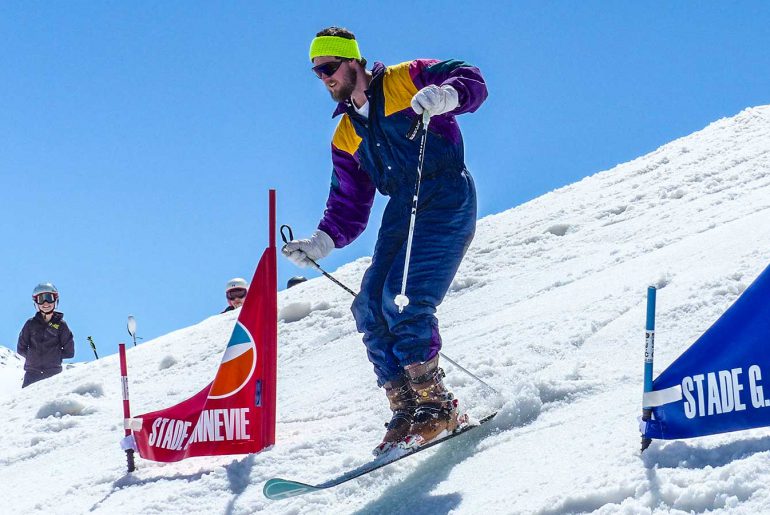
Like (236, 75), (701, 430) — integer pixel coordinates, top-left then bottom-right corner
(643, 264), (770, 440)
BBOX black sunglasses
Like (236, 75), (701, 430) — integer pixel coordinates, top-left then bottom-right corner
(227, 288), (247, 301)
(312, 59), (347, 79)
(34, 292), (57, 305)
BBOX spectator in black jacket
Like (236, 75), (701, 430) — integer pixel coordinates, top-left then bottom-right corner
(17, 283), (75, 388)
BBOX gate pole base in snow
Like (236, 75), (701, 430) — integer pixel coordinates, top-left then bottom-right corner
(119, 343), (137, 472)
(641, 286), (656, 452)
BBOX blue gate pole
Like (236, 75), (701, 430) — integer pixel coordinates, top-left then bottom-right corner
(641, 286), (657, 452)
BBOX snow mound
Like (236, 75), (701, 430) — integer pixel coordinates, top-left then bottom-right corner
(158, 355), (178, 370)
(36, 397), (93, 419)
(278, 301), (312, 322)
(71, 382), (105, 398)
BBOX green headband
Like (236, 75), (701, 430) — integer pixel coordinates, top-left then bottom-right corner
(309, 36), (362, 62)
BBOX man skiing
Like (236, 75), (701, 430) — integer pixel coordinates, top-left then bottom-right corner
(17, 283), (75, 388)
(282, 26), (487, 455)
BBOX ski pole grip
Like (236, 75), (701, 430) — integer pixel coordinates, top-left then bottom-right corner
(280, 225), (294, 244)
(406, 115), (422, 140)
(87, 336), (99, 359)
(405, 112), (430, 140)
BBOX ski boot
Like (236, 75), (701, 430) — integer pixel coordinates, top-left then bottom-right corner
(372, 374), (417, 457)
(401, 355), (462, 450)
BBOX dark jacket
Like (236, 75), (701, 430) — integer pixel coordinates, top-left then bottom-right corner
(17, 311), (75, 372)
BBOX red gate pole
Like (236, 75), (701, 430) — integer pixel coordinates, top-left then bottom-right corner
(266, 189), (277, 445)
(119, 343), (137, 472)
(269, 189), (276, 250)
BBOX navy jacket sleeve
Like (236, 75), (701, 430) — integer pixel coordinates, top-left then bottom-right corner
(17, 321), (30, 357)
(60, 321), (75, 359)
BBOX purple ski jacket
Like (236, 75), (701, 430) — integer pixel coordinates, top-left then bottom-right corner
(17, 311), (75, 373)
(317, 59), (487, 248)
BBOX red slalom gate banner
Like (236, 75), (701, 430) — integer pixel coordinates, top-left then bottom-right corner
(128, 191), (277, 462)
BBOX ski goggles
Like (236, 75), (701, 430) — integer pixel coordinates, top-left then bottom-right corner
(34, 292), (58, 305)
(226, 288), (247, 301)
(312, 59), (346, 79)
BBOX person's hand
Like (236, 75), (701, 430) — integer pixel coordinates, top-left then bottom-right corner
(411, 84), (459, 117)
(281, 230), (334, 268)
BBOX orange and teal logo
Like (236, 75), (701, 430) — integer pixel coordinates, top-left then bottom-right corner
(209, 322), (257, 399)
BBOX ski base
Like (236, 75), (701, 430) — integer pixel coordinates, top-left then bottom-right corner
(263, 412), (497, 501)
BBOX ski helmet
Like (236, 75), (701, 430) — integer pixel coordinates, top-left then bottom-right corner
(32, 282), (58, 297)
(32, 282), (59, 307)
(225, 277), (249, 293)
(287, 276), (308, 289)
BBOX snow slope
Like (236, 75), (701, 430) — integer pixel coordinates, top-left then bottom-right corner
(1, 106), (770, 514)
(0, 346), (24, 397)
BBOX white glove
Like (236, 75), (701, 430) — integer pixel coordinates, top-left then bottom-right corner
(281, 230), (335, 268)
(411, 84), (459, 116)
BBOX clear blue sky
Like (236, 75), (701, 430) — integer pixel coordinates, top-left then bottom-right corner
(2, 2), (769, 363)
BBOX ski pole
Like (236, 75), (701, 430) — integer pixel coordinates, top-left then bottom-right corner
(280, 225), (358, 297)
(281, 221), (498, 395)
(394, 111), (431, 314)
(118, 343), (136, 472)
(440, 353), (500, 396)
(87, 336), (99, 359)
(641, 286), (657, 452)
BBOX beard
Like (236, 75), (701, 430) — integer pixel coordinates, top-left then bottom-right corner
(329, 65), (357, 102)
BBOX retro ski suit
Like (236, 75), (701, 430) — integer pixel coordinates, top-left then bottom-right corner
(317, 59), (487, 386)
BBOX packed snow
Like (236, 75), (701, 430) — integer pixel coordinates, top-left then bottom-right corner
(0, 346), (24, 399)
(2, 106), (770, 514)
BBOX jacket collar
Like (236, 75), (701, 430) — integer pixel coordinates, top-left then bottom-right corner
(332, 62), (386, 118)
(34, 311), (62, 325)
